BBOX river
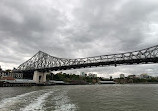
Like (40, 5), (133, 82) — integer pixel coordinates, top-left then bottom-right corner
(0, 84), (158, 111)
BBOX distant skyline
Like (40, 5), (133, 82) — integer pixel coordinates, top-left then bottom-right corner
(0, 0), (158, 78)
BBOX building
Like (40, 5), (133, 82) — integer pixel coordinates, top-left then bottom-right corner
(0, 66), (23, 79)
(3, 72), (23, 79)
(128, 75), (136, 79)
(0, 66), (5, 78)
(140, 74), (150, 79)
(120, 74), (125, 79)
(80, 72), (87, 77)
(0, 71), (4, 78)
(88, 73), (97, 78)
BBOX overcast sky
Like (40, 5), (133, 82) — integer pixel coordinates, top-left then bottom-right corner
(0, 0), (158, 78)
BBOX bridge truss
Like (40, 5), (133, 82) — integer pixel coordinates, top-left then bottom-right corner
(16, 45), (158, 72)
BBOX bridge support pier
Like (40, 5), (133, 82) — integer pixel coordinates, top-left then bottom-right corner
(33, 71), (48, 83)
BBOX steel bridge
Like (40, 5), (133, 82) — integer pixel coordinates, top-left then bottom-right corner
(16, 45), (158, 73)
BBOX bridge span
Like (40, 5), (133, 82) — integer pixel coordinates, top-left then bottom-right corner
(14, 45), (158, 83)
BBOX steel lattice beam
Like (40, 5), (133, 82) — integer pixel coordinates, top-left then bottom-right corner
(15, 45), (158, 72)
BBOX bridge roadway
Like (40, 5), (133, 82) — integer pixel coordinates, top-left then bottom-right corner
(16, 45), (158, 72)
(13, 45), (158, 83)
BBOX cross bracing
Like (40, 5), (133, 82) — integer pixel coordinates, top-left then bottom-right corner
(15, 45), (158, 72)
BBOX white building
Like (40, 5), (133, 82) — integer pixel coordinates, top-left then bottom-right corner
(88, 73), (97, 78)
(120, 74), (125, 78)
(140, 74), (150, 79)
(80, 72), (87, 77)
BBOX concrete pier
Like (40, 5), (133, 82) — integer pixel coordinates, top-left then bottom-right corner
(33, 71), (48, 83)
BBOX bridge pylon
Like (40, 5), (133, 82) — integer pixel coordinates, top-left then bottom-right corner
(14, 45), (158, 79)
(33, 71), (49, 83)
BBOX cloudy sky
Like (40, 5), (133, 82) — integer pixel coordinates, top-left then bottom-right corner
(0, 0), (158, 78)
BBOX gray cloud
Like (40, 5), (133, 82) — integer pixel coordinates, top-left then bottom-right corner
(1, 0), (158, 77)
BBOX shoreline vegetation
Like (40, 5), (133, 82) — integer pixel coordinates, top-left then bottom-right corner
(48, 72), (158, 84)
(114, 74), (158, 84)
(1, 67), (158, 87)
(46, 72), (101, 85)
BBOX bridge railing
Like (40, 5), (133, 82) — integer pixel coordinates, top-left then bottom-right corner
(16, 45), (158, 72)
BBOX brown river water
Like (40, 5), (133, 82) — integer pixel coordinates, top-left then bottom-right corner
(0, 84), (158, 111)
